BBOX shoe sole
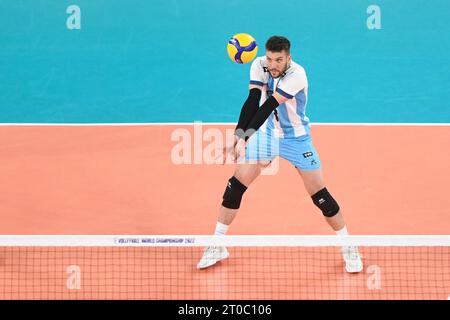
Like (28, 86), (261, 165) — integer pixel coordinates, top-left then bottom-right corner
(345, 263), (363, 273)
(197, 252), (229, 269)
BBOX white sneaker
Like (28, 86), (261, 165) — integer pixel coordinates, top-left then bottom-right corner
(341, 246), (363, 273)
(196, 246), (229, 269)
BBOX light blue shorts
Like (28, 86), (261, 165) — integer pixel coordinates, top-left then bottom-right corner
(244, 129), (321, 170)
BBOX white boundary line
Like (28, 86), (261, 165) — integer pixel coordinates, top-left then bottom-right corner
(0, 235), (449, 247)
(0, 122), (449, 126)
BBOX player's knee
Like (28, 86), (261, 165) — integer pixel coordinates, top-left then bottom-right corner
(311, 187), (340, 217)
(222, 176), (248, 209)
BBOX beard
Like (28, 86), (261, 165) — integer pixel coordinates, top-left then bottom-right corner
(270, 61), (289, 77)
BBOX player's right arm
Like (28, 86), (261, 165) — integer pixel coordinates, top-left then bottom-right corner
(234, 86), (261, 142)
(234, 58), (265, 141)
(218, 84), (260, 164)
(217, 59), (264, 164)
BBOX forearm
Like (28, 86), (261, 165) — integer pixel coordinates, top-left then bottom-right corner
(236, 96), (279, 141)
(235, 88), (261, 133)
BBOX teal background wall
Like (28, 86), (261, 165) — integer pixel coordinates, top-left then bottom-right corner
(0, 0), (449, 123)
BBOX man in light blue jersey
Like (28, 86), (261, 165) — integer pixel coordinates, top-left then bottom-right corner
(197, 36), (362, 273)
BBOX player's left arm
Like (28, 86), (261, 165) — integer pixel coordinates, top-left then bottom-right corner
(272, 91), (290, 105)
(235, 92), (286, 141)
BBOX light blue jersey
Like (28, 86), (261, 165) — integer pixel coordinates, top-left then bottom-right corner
(246, 56), (321, 170)
(250, 56), (310, 139)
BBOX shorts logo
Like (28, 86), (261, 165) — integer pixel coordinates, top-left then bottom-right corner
(303, 152), (313, 158)
(311, 159), (317, 166)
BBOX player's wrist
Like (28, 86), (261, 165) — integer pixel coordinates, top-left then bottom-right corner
(235, 138), (246, 148)
(234, 129), (245, 142)
(234, 134), (245, 143)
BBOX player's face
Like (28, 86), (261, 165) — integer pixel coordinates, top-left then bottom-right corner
(266, 50), (291, 78)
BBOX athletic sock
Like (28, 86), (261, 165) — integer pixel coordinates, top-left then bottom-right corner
(335, 225), (348, 236)
(214, 222), (229, 236)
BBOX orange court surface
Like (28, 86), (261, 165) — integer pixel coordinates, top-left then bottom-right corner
(0, 124), (448, 299)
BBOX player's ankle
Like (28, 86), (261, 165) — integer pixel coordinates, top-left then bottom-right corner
(335, 225), (348, 236)
(214, 222), (229, 236)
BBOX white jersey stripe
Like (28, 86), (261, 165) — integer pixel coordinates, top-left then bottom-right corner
(286, 99), (307, 137)
(250, 56), (309, 138)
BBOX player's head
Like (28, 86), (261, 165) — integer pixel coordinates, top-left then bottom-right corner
(265, 36), (291, 78)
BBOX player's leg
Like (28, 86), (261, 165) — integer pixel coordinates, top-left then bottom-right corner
(280, 136), (349, 233)
(296, 167), (363, 273)
(280, 136), (363, 273)
(218, 161), (268, 225)
(296, 168), (346, 232)
(197, 129), (276, 269)
(216, 129), (276, 234)
(197, 161), (270, 269)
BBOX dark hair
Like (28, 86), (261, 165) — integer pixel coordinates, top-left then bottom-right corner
(265, 36), (291, 54)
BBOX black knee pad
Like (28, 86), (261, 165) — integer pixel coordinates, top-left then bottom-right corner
(311, 187), (340, 217)
(222, 176), (248, 209)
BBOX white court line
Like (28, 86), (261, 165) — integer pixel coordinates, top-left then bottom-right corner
(0, 122), (449, 126)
